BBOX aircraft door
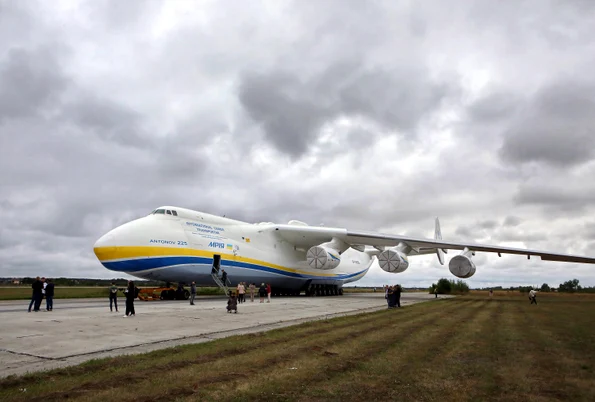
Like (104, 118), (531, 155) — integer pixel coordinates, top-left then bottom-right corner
(212, 254), (221, 275)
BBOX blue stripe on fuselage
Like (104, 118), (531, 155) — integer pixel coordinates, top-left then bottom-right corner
(101, 256), (368, 280)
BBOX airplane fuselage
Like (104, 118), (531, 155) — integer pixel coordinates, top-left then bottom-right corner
(93, 206), (373, 291)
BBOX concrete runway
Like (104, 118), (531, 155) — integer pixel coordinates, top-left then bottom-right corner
(0, 292), (446, 378)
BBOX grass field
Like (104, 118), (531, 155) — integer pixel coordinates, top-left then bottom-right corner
(1, 292), (594, 401)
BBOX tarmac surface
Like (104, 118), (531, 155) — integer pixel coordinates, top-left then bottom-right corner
(0, 292), (447, 378)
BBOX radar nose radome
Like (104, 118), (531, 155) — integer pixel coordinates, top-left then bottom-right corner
(93, 232), (117, 263)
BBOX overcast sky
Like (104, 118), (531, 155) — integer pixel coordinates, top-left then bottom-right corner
(1, 0), (595, 288)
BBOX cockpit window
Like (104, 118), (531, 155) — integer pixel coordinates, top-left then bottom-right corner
(166, 210), (172, 215)
(154, 209), (165, 214)
(172, 210), (178, 216)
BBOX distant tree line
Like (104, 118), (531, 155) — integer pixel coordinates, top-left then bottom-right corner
(556, 279), (595, 293)
(429, 278), (470, 295)
(477, 279), (595, 293)
(4, 277), (594, 293)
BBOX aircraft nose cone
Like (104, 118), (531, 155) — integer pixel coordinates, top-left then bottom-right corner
(93, 232), (117, 262)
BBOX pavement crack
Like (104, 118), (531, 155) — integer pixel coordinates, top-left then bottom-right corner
(0, 348), (58, 361)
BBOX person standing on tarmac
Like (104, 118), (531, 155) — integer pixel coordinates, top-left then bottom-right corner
(123, 281), (136, 317)
(45, 279), (54, 311)
(266, 283), (272, 303)
(190, 281), (197, 305)
(387, 286), (395, 308)
(394, 284), (402, 308)
(28, 276), (41, 312)
(249, 283), (255, 302)
(32, 277), (44, 312)
(109, 281), (119, 312)
(237, 282), (245, 303)
(259, 283), (267, 303)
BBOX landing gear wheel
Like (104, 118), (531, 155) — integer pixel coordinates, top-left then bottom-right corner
(338, 288), (343, 295)
(183, 290), (190, 300)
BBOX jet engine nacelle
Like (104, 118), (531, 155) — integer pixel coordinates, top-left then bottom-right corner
(378, 248), (410, 273)
(449, 248), (477, 278)
(306, 245), (342, 270)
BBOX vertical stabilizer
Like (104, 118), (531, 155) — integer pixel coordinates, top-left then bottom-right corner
(435, 217), (445, 265)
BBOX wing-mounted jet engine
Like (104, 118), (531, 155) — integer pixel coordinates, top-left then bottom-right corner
(377, 242), (411, 273)
(306, 237), (350, 270)
(449, 247), (476, 278)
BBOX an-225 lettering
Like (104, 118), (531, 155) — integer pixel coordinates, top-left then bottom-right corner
(149, 239), (187, 246)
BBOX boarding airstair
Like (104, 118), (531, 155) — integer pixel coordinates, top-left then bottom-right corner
(211, 272), (230, 295)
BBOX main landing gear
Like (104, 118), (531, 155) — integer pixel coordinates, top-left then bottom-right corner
(270, 285), (343, 297)
(304, 284), (343, 297)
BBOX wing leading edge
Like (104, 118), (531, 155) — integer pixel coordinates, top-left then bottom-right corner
(345, 230), (595, 264)
(268, 224), (595, 264)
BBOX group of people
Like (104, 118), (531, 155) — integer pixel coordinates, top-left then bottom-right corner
(105, 271), (278, 316)
(28, 277), (54, 312)
(226, 282), (272, 313)
(107, 280), (139, 317)
(384, 284), (403, 308)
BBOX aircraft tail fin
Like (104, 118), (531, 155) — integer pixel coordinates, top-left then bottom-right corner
(435, 217), (445, 265)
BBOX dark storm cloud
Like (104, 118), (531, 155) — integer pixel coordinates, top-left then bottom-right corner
(466, 91), (522, 124)
(499, 79), (595, 167)
(62, 94), (150, 149)
(478, 220), (498, 230)
(583, 223), (595, 239)
(0, 47), (70, 122)
(455, 226), (475, 239)
(1, 0), (595, 287)
(503, 216), (522, 227)
(93, 0), (164, 29)
(238, 62), (459, 158)
(0, 2), (37, 46)
(513, 185), (595, 210)
(237, 71), (329, 157)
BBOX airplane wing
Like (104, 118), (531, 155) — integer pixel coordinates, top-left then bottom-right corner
(267, 224), (595, 264)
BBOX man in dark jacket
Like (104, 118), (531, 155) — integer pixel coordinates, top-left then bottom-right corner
(123, 280), (136, 317)
(387, 286), (395, 308)
(28, 276), (40, 312)
(32, 277), (44, 312)
(226, 290), (237, 313)
(45, 279), (55, 311)
(394, 284), (402, 308)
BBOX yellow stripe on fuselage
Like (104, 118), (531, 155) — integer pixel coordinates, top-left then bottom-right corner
(93, 245), (341, 277)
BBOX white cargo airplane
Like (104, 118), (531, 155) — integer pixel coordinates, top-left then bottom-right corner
(93, 206), (595, 296)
